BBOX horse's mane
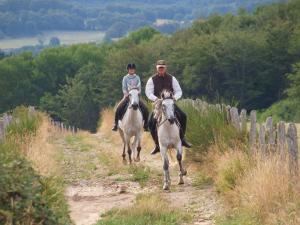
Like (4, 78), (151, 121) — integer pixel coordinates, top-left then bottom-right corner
(153, 90), (173, 120)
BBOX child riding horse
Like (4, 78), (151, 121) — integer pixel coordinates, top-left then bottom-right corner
(112, 63), (149, 132)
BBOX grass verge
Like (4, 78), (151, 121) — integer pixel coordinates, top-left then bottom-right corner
(0, 107), (71, 225)
(96, 194), (190, 225)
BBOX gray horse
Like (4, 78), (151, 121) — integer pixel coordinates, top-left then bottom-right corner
(154, 90), (187, 190)
(118, 88), (144, 164)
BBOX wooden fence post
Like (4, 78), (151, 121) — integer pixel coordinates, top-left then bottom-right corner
(226, 105), (231, 124)
(240, 109), (247, 133)
(28, 106), (35, 117)
(266, 117), (275, 152)
(3, 113), (10, 129)
(277, 121), (286, 158)
(249, 110), (257, 153)
(259, 124), (267, 157)
(0, 119), (4, 140)
(287, 123), (298, 177)
(230, 107), (240, 131)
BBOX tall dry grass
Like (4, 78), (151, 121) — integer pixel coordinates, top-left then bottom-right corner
(0, 107), (71, 224)
(26, 114), (61, 176)
(215, 149), (300, 225)
(234, 154), (300, 225)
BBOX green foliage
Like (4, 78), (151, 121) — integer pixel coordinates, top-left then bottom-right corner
(5, 106), (41, 140)
(40, 63), (104, 132)
(0, 107), (71, 225)
(128, 165), (151, 186)
(65, 135), (92, 152)
(286, 62), (300, 102)
(260, 61), (300, 122)
(0, 52), (36, 111)
(178, 101), (239, 152)
(216, 156), (249, 194)
(0, 0), (278, 39)
(259, 99), (300, 123)
(2, 0), (300, 130)
(217, 212), (262, 225)
(192, 171), (214, 188)
(96, 194), (189, 225)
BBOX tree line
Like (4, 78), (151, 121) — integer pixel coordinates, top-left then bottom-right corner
(1, 0), (300, 131)
(0, 0), (279, 40)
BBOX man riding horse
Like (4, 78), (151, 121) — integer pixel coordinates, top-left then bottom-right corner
(146, 60), (192, 155)
(112, 63), (149, 132)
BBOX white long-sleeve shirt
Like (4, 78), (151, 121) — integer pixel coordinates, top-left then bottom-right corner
(145, 75), (182, 101)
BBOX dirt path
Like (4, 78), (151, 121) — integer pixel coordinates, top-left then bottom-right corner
(53, 132), (220, 225)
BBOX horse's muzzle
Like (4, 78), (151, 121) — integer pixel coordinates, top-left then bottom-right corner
(168, 118), (175, 124)
(132, 103), (139, 110)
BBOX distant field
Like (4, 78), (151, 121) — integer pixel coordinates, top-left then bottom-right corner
(0, 30), (105, 50)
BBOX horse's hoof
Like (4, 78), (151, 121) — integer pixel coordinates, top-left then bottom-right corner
(163, 183), (170, 190)
(178, 178), (184, 185)
(134, 157), (140, 162)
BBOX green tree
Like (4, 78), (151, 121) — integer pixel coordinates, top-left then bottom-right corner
(0, 52), (36, 112)
(41, 63), (103, 132)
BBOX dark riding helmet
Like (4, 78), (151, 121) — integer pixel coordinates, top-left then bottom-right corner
(127, 63), (136, 70)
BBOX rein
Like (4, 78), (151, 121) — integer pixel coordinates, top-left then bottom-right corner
(157, 118), (168, 128)
(156, 97), (179, 128)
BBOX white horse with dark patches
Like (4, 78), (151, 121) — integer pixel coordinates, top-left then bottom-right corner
(154, 90), (187, 190)
(118, 88), (144, 163)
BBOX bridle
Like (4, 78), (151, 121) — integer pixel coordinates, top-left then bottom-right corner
(128, 88), (140, 109)
(156, 96), (178, 128)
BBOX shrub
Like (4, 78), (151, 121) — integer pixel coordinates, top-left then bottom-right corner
(0, 107), (71, 225)
(178, 101), (240, 152)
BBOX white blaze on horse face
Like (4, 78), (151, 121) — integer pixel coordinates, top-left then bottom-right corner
(129, 89), (139, 107)
(162, 99), (175, 120)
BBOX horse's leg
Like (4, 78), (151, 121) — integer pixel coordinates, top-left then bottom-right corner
(133, 134), (141, 162)
(119, 129), (126, 162)
(136, 137), (141, 162)
(132, 135), (138, 162)
(160, 146), (170, 190)
(176, 143), (187, 185)
(125, 135), (132, 164)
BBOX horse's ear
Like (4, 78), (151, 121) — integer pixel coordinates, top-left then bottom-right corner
(161, 92), (165, 99)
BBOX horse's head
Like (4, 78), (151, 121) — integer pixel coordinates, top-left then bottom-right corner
(128, 88), (140, 110)
(160, 90), (175, 124)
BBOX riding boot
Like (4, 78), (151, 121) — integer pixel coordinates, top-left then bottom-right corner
(143, 123), (149, 132)
(112, 112), (119, 131)
(150, 130), (160, 155)
(180, 128), (192, 148)
(112, 97), (128, 132)
(139, 100), (149, 132)
(149, 113), (160, 155)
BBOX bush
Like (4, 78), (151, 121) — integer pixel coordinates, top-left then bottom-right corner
(178, 100), (240, 152)
(216, 152), (250, 194)
(259, 99), (300, 123)
(0, 107), (71, 225)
